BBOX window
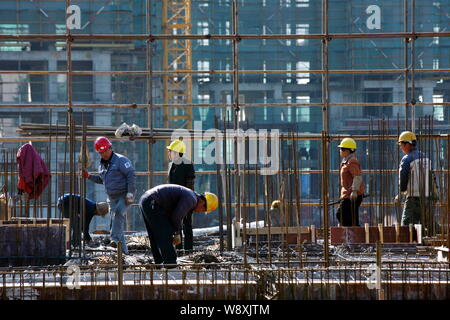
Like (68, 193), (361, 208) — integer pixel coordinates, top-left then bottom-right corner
(225, 21), (231, 45)
(433, 94), (444, 121)
(296, 24), (309, 46)
(286, 24), (292, 46)
(433, 26), (440, 45)
(225, 62), (231, 83)
(197, 60), (210, 83)
(363, 88), (393, 117)
(57, 61), (93, 102)
(295, 0), (309, 7)
(286, 62), (292, 83)
(198, 93), (210, 121)
(433, 59), (439, 69)
(263, 61), (267, 84)
(280, 0), (292, 7)
(238, 94), (246, 122)
(0, 24), (30, 51)
(296, 61), (310, 85)
(296, 96), (310, 122)
(197, 22), (209, 46)
(262, 25), (267, 45)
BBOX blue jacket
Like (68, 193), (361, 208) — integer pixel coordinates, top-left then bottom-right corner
(140, 184), (199, 232)
(88, 152), (136, 198)
(57, 193), (97, 218)
(399, 148), (434, 197)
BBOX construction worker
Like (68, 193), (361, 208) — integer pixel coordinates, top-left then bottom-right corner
(82, 137), (136, 254)
(269, 200), (282, 227)
(395, 131), (437, 226)
(336, 138), (365, 226)
(166, 139), (196, 251)
(57, 193), (109, 247)
(139, 184), (218, 268)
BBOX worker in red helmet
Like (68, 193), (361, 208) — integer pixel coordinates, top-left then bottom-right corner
(82, 136), (136, 254)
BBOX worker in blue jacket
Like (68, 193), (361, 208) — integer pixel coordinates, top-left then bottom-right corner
(57, 193), (109, 247)
(395, 131), (438, 226)
(82, 137), (136, 254)
(139, 184), (218, 268)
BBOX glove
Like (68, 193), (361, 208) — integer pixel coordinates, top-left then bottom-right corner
(125, 192), (134, 205)
(173, 234), (181, 246)
(350, 191), (358, 201)
(81, 169), (89, 179)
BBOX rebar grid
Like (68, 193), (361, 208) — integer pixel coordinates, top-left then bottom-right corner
(0, 0), (449, 300)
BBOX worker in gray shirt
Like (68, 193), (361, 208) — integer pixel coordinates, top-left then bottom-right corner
(82, 136), (136, 254)
(139, 184), (218, 268)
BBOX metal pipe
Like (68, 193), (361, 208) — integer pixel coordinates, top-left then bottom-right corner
(0, 31), (449, 40)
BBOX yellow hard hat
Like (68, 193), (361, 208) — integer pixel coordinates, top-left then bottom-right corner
(271, 200), (281, 209)
(337, 137), (357, 150)
(204, 192), (218, 213)
(397, 131), (417, 145)
(166, 140), (186, 153)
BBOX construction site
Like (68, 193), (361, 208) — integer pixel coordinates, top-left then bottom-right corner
(0, 0), (450, 302)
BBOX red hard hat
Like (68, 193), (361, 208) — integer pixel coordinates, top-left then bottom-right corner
(94, 137), (112, 152)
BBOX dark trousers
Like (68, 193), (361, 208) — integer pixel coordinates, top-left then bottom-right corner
(140, 197), (177, 266)
(336, 196), (363, 227)
(176, 212), (193, 250)
(61, 209), (95, 245)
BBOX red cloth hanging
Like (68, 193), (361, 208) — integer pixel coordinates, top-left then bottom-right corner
(16, 143), (50, 199)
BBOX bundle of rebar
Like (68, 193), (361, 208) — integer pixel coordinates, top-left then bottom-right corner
(17, 123), (182, 140)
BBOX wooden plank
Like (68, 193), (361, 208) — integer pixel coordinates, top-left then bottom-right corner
(394, 223), (400, 243)
(378, 223), (384, 243)
(4, 218), (70, 245)
(245, 226), (310, 235)
(414, 224), (422, 244)
(364, 223), (370, 244)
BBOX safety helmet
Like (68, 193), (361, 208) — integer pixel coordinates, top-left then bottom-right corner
(397, 131), (417, 145)
(166, 140), (186, 154)
(94, 137), (112, 153)
(271, 200), (281, 209)
(337, 137), (357, 150)
(204, 192), (219, 213)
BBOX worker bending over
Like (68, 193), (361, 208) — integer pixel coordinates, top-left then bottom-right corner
(139, 184), (218, 268)
(57, 193), (109, 247)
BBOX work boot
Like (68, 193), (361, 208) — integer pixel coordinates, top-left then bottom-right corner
(110, 240), (118, 248)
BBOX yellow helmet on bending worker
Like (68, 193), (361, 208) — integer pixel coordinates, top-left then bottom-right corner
(337, 137), (357, 151)
(166, 140), (186, 154)
(204, 192), (218, 213)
